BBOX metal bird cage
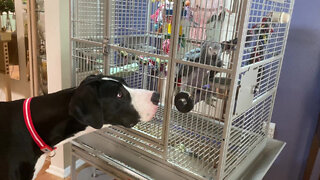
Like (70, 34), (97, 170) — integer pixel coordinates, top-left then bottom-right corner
(70, 0), (294, 179)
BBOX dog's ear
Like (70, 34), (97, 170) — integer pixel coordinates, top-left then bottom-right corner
(69, 82), (103, 129)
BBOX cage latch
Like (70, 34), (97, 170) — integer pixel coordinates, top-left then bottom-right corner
(103, 37), (110, 55)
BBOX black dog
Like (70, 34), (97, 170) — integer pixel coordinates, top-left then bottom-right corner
(0, 74), (160, 180)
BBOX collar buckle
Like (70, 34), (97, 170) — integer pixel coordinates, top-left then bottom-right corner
(41, 147), (52, 153)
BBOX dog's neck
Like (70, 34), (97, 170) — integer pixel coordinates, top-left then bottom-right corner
(29, 88), (88, 150)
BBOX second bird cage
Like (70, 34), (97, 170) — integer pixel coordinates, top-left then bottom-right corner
(71, 0), (294, 179)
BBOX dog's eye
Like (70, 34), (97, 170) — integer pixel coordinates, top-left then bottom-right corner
(117, 91), (123, 98)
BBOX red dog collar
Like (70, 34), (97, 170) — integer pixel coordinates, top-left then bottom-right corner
(23, 98), (56, 153)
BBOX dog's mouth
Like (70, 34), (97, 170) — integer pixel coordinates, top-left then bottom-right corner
(144, 92), (160, 121)
(140, 104), (158, 122)
(139, 92), (159, 122)
(124, 87), (160, 123)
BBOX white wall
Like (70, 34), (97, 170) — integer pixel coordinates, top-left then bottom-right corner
(46, 0), (71, 93)
(44, 0), (72, 177)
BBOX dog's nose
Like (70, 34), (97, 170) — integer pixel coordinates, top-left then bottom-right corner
(151, 92), (160, 105)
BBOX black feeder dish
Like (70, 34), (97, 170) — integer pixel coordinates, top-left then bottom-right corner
(174, 92), (194, 113)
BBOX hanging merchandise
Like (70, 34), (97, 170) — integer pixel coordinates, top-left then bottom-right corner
(150, 4), (164, 24)
(167, 23), (172, 34)
(189, 0), (224, 41)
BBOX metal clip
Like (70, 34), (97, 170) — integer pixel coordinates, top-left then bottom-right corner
(252, 84), (260, 94)
(41, 147), (52, 153)
(41, 146), (56, 156)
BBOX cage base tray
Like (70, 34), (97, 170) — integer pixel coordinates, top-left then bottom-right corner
(72, 134), (285, 180)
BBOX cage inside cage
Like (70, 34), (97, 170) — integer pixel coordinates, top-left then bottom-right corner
(71, 0), (293, 179)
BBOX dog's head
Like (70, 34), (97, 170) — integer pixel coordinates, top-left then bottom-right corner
(69, 75), (159, 129)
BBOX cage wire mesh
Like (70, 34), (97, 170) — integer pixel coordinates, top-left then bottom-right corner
(71, 0), (105, 42)
(107, 0), (170, 143)
(71, 0), (105, 84)
(253, 59), (280, 100)
(72, 41), (104, 83)
(71, 0), (294, 179)
(242, 0), (292, 66)
(225, 95), (273, 176)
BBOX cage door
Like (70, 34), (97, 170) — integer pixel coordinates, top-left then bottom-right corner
(101, 0), (184, 157)
(233, 67), (259, 116)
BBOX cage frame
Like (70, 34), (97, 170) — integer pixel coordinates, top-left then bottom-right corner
(69, 0), (295, 179)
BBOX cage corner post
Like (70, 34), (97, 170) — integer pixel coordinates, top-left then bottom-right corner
(215, 0), (252, 178)
(103, 0), (112, 76)
(161, 0), (183, 160)
(69, 0), (75, 87)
